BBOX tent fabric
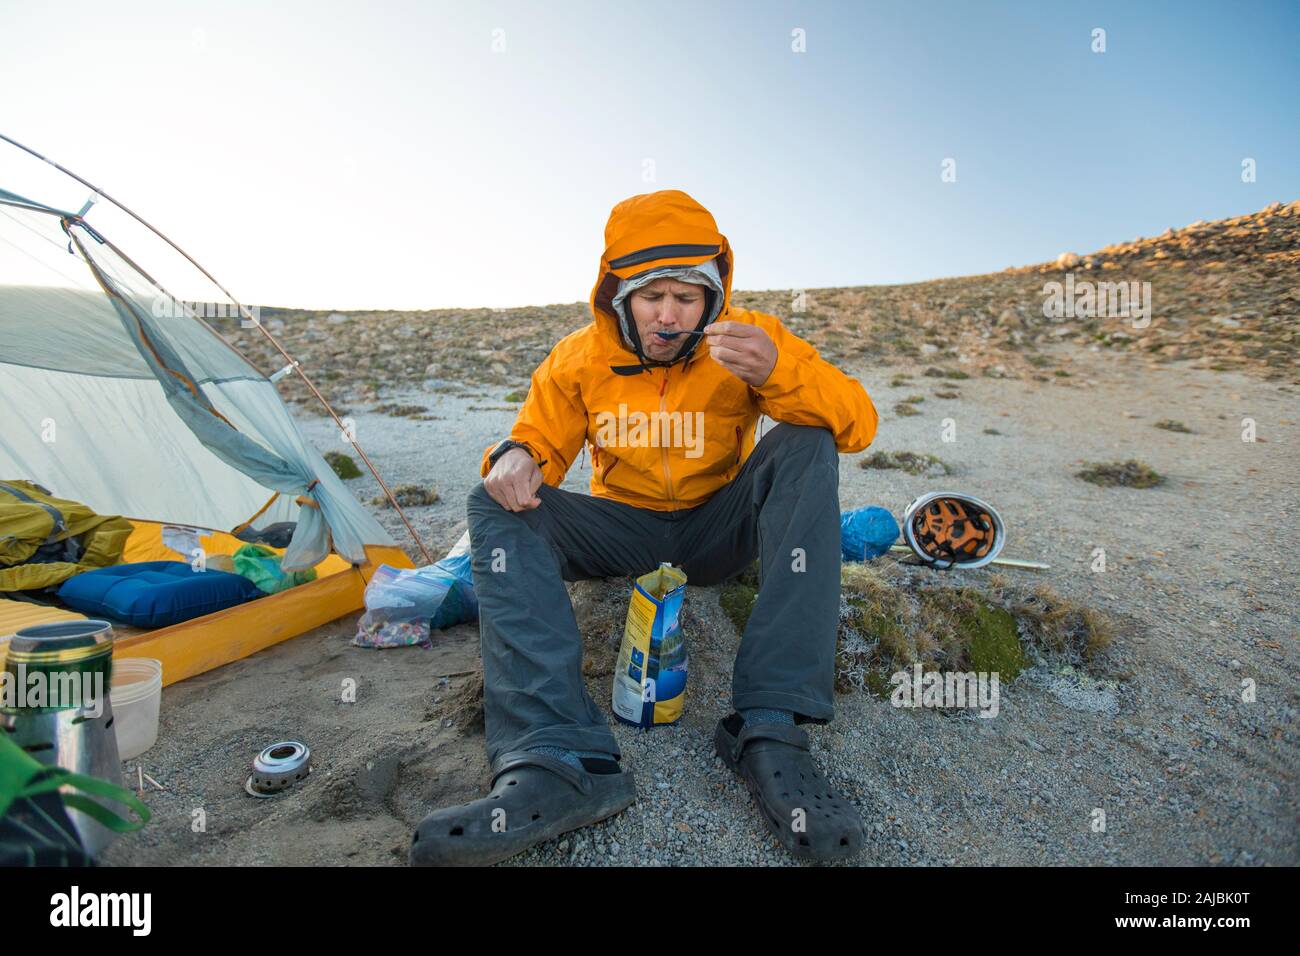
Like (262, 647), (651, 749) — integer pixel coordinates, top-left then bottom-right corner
(1, 364), (298, 532)
(0, 285), (153, 378)
(0, 186), (71, 216)
(0, 192), (395, 570)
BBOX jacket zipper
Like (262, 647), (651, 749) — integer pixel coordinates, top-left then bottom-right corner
(659, 368), (676, 509)
(735, 425), (743, 469)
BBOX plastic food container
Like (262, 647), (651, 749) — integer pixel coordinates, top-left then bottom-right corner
(110, 658), (163, 761)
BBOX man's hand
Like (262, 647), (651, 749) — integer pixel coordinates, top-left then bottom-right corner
(484, 447), (543, 511)
(703, 320), (777, 387)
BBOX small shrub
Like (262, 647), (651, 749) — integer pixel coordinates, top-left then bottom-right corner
(374, 403), (427, 417)
(831, 564), (1114, 698)
(859, 451), (950, 476)
(1076, 459), (1166, 488)
(374, 484), (441, 507)
(324, 450), (362, 480)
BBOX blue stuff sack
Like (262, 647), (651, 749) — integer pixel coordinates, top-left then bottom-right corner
(840, 507), (900, 561)
(428, 553), (478, 630)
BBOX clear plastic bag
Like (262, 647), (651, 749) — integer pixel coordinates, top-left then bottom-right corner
(353, 551), (478, 649)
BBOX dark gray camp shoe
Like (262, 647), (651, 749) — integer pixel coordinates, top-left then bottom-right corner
(409, 750), (637, 867)
(715, 713), (866, 861)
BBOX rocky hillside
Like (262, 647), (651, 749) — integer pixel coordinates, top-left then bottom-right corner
(218, 200), (1298, 411)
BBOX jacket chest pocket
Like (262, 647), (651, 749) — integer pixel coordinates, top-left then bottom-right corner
(592, 444), (621, 482)
(729, 424), (745, 474)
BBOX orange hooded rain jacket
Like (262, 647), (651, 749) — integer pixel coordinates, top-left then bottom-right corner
(478, 190), (879, 512)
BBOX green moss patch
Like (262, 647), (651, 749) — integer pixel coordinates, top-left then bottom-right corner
(961, 600), (1024, 679)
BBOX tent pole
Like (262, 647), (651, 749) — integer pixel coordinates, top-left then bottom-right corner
(0, 132), (436, 566)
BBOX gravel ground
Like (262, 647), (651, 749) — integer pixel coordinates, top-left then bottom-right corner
(102, 344), (1297, 866)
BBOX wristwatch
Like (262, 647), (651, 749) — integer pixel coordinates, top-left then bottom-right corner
(488, 439), (539, 468)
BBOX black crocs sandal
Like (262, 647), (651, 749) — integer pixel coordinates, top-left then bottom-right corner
(409, 750), (637, 867)
(715, 713), (866, 861)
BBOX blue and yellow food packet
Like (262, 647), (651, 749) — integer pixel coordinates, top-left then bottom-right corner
(611, 563), (688, 727)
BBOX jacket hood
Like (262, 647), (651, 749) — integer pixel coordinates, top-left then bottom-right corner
(589, 189), (735, 375)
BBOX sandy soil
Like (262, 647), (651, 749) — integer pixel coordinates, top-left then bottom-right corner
(101, 343), (1298, 867)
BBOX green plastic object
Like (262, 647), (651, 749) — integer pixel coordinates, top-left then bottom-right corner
(0, 730), (150, 864)
(232, 544), (318, 594)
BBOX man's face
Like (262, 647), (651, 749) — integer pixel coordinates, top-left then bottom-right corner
(628, 277), (707, 361)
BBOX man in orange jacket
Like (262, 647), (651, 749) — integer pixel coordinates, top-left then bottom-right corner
(411, 190), (879, 866)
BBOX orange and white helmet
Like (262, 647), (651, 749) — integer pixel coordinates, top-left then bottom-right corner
(902, 492), (1006, 570)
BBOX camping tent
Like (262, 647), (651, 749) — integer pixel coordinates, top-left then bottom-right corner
(0, 145), (415, 685)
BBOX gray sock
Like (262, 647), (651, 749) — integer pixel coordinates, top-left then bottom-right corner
(740, 707), (795, 726)
(526, 745), (614, 770)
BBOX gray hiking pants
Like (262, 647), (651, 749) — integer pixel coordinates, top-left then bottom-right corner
(466, 422), (843, 769)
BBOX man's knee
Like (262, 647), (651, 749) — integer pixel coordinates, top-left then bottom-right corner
(766, 423), (836, 461)
(468, 482), (555, 537)
(467, 481), (501, 520)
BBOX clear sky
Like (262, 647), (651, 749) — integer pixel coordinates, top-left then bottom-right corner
(2, 0), (1296, 310)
